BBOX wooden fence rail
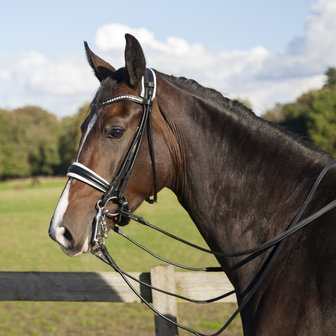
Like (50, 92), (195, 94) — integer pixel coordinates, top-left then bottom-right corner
(0, 265), (236, 336)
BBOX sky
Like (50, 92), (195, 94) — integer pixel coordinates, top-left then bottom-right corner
(1, 0), (335, 117)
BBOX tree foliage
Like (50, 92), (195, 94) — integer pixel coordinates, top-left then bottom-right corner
(0, 103), (89, 179)
(57, 103), (89, 174)
(0, 108), (31, 178)
(308, 87), (336, 155)
(11, 106), (61, 175)
(263, 67), (336, 156)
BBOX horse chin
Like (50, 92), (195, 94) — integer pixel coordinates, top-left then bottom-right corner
(60, 246), (89, 257)
(59, 236), (91, 257)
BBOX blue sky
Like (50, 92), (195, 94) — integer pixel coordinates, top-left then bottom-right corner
(0, 0), (334, 117)
(2, 0), (315, 54)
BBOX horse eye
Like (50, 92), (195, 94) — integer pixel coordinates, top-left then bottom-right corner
(106, 127), (125, 139)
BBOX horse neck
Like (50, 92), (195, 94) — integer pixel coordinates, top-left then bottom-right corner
(156, 74), (332, 290)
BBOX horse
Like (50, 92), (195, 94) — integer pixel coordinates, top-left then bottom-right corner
(49, 34), (336, 335)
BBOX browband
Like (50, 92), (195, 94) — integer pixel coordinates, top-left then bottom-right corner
(101, 68), (156, 107)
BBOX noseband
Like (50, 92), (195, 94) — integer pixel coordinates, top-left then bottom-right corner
(67, 68), (158, 246)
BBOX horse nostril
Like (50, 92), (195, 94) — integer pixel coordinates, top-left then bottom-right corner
(63, 227), (73, 243)
(53, 226), (74, 249)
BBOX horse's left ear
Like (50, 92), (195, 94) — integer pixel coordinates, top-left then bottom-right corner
(84, 41), (116, 82)
(124, 34), (146, 88)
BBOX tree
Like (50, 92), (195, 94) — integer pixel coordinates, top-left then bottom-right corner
(263, 67), (336, 156)
(263, 91), (314, 139)
(0, 109), (31, 178)
(325, 67), (336, 88)
(57, 103), (90, 174)
(0, 110), (7, 176)
(0, 103), (91, 178)
(308, 87), (336, 156)
(10, 106), (61, 176)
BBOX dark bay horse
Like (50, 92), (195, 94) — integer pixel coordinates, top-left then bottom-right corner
(49, 34), (336, 335)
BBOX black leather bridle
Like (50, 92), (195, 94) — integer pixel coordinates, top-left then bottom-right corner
(67, 68), (158, 246)
(65, 67), (336, 335)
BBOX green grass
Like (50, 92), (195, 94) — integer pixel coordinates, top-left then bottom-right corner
(0, 179), (242, 335)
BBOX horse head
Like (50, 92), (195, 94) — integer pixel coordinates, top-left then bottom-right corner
(49, 34), (177, 256)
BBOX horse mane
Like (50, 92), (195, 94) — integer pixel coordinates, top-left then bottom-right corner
(157, 71), (330, 158)
(157, 71), (256, 119)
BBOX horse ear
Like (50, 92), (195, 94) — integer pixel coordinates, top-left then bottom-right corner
(84, 41), (116, 82)
(124, 34), (146, 88)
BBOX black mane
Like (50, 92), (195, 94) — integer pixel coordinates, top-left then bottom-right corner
(158, 71), (256, 119)
(158, 71), (329, 159)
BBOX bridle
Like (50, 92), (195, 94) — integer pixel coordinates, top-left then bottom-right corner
(65, 67), (336, 335)
(68, 68), (158, 246)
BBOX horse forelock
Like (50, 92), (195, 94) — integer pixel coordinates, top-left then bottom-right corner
(94, 68), (126, 105)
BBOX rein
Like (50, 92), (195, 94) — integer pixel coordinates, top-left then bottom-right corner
(66, 68), (336, 335)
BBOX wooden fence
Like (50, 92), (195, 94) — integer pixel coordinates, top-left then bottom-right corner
(0, 265), (236, 336)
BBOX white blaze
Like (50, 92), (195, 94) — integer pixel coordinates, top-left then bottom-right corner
(49, 179), (71, 238)
(50, 113), (97, 248)
(77, 113), (97, 160)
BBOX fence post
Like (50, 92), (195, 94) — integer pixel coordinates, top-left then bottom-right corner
(150, 265), (179, 336)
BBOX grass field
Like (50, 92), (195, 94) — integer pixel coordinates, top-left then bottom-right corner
(0, 178), (242, 335)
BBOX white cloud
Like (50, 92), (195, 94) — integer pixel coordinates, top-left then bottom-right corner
(17, 51), (97, 95)
(1, 0), (335, 117)
(260, 0), (336, 80)
(229, 74), (326, 115)
(0, 69), (11, 81)
(289, 0), (336, 58)
(0, 51), (98, 116)
(96, 23), (165, 51)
